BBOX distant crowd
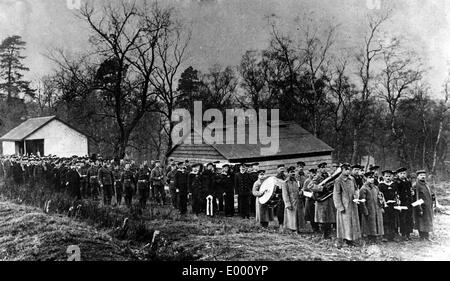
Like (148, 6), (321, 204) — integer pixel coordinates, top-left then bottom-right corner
(0, 154), (438, 246)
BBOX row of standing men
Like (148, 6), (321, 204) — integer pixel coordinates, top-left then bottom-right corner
(0, 156), (436, 244)
(252, 161), (436, 245)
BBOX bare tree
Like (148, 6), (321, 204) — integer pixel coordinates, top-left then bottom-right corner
(148, 11), (190, 154)
(300, 23), (338, 136)
(53, 1), (182, 158)
(377, 37), (423, 166)
(201, 64), (238, 109)
(238, 50), (273, 111)
(432, 75), (450, 174)
(325, 58), (356, 159)
(351, 11), (390, 163)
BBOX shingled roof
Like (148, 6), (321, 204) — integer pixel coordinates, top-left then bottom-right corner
(168, 121), (333, 162)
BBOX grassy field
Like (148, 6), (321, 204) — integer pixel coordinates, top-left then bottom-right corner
(1, 181), (450, 261)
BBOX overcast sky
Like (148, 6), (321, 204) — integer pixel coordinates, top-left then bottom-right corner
(0, 0), (449, 98)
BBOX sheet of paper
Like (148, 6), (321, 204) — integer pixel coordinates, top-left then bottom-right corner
(303, 191), (313, 198)
(411, 199), (424, 207)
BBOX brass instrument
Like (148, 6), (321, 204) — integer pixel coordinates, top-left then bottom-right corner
(316, 167), (342, 202)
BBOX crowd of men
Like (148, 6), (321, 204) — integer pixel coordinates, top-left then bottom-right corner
(0, 154), (437, 246)
(252, 162), (436, 247)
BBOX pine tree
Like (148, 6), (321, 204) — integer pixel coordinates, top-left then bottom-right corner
(0, 35), (34, 100)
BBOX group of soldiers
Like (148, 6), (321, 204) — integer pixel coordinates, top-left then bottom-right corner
(253, 161), (437, 246)
(0, 155), (168, 209)
(0, 154), (437, 246)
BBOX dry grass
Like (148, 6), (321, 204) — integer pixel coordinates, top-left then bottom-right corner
(0, 201), (135, 261)
(1, 179), (450, 261)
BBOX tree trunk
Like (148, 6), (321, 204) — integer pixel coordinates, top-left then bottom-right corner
(351, 127), (358, 163)
(432, 120), (444, 174)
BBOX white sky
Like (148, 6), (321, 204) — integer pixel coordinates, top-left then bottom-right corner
(0, 0), (449, 98)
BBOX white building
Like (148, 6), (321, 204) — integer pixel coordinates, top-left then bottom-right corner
(0, 116), (88, 157)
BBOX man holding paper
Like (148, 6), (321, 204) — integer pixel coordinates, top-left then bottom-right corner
(359, 171), (384, 243)
(394, 167), (414, 240)
(413, 170), (435, 241)
(379, 170), (399, 242)
(333, 163), (361, 246)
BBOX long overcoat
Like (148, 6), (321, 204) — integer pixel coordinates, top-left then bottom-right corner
(333, 175), (361, 241)
(282, 178), (306, 231)
(413, 180), (434, 232)
(359, 183), (384, 236)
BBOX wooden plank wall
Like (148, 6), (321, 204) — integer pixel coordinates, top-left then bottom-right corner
(257, 154), (333, 176)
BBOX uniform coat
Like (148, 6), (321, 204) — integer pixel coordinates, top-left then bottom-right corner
(174, 170), (189, 214)
(65, 168), (81, 200)
(252, 178), (274, 223)
(359, 182), (384, 237)
(379, 182), (398, 237)
(394, 179), (414, 235)
(282, 178), (306, 231)
(333, 175), (361, 241)
(188, 172), (203, 214)
(235, 172), (252, 218)
(413, 180), (434, 232)
(302, 177), (316, 223)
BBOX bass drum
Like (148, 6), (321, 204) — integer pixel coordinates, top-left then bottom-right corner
(258, 176), (284, 208)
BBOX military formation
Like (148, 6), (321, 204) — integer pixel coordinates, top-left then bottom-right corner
(0, 154), (437, 246)
(253, 162), (437, 247)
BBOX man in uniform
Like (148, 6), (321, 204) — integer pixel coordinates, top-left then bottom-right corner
(218, 163), (234, 216)
(248, 163), (260, 217)
(393, 167), (414, 240)
(188, 163), (203, 215)
(151, 161), (165, 205)
(87, 159), (101, 201)
(333, 163), (361, 246)
(359, 171), (385, 243)
(309, 162), (336, 239)
(413, 170), (435, 241)
(136, 163), (151, 209)
(202, 162), (216, 216)
(65, 161), (82, 202)
(166, 161), (178, 208)
(98, 161), (114, 205)
(379, 170), (399, 242)
(252, 169), (274, 227)
(274, 164), (287, 229)
(112, 163), (123, 206)
(303, 168), (320, 233)
(121, 163), (135, 208)
(235, 163), (251, 219)
(282, 166), (306, 233)
(149, 160), (156, 199)
(174, 162), (189, 214)
(78, 159), (89, 198)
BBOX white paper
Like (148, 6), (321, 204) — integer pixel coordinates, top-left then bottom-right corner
(411, 199), (424, 207)
(353, 199), (366, 203)
(303, 191), (313, 198)
(394, 206), (408, 210)
(386, 200), (396, 204)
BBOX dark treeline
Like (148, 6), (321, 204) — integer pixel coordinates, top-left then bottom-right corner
(0, 2), (449, 177)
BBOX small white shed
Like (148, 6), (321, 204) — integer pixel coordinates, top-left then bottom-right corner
(0, 116), (88, 157)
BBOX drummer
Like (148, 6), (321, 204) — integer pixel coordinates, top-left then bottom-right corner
(252, 169), (274, 228)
